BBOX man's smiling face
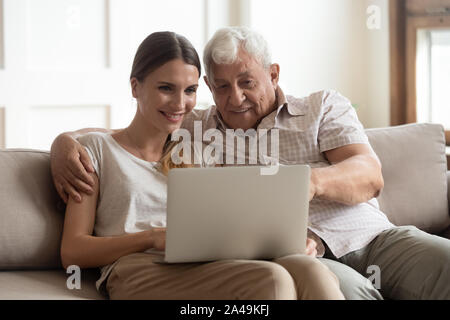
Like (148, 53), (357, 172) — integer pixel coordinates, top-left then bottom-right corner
(205, 49), (280, 130)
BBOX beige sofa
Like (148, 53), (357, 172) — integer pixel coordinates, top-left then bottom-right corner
(0, 123), (449, 300)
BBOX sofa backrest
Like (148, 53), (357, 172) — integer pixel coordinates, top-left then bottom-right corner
(366, 123), (450, 234)
(0, 123), (448, 270)
(0, 149), (64, 270)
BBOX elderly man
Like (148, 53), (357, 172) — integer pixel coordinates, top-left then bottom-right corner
(51, 27), (450, 300)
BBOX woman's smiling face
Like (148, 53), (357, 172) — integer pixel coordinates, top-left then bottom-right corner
(131, 58), (199, 134)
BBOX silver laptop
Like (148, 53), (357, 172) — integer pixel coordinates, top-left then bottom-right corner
(163, 165), (310, 263)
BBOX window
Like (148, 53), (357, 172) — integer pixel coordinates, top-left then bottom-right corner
(417, 29), (450, 128)
(390, 0), (450, 168)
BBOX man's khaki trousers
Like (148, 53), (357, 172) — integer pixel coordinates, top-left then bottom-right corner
(322, 225), (450, 300)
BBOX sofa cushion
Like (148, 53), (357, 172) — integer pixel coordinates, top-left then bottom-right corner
(447, 171), (450, 209)
(0, 149), (64, 269)
(0, 269), (105, 299)
(365, 123), (450, 234)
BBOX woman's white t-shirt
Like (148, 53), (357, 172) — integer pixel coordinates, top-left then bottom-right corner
(78, 132), (169, 293)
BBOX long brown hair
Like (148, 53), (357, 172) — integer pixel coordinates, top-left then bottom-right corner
(159, 140), (190, 176)
(130, 31), (201, 175)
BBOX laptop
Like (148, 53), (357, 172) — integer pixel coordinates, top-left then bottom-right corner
(163, 164), (310, 263)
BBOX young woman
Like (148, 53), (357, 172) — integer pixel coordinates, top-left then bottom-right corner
(58, 31), (344, 300)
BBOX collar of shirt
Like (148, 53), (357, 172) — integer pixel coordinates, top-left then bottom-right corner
(213, 86), (308, 132)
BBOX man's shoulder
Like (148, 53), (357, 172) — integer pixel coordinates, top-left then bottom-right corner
(286, 89), (351, 115)
(288, 89), (348, 105)
(187, 105), (217, 119)
(182, 105), (218, 131)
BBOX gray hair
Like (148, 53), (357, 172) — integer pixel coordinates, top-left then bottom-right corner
(203, 26), (272, 84)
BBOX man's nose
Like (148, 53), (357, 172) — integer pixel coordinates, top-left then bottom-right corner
(229, 85), (245, 107)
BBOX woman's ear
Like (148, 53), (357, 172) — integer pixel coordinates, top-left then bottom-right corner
(269, 63), (280, 89)
(130, 77), (140, 99)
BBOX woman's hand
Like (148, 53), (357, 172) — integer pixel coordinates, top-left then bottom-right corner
(50, 133), (95, 203)
(305, 237), (318, 257)
(150, 227), (166, 251)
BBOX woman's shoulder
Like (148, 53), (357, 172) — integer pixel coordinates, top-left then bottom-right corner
(77, 132), (111, 148)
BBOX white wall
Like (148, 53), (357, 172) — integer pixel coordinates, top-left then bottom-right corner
(0, 0), (225, 149)
(248, 0), (390, 128)
(0, 0), (392, 150)
(364, 0), (390, 128)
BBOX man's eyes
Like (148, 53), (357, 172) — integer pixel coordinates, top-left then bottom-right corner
(215, 84), (228, 90)
(214, 80), (255, 90)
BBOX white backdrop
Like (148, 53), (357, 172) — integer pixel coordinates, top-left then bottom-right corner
(0, 0), (220, 150)
(0, 0), (392, 150)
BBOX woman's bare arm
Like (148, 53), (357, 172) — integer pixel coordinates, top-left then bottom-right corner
(60, 172), (164, 269)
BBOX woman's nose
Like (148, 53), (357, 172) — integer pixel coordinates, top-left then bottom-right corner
(171, 92), (185, 110)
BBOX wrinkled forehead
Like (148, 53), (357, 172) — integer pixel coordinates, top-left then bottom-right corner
(210, 50), (266, 83)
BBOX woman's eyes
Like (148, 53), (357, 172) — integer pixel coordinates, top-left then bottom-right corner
(185, 87), (197, 94)
(158, 86), (197, 94)
(158, 86), (171, 91)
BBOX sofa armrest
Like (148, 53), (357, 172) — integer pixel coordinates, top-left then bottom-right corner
(444, 171), (450, 239)
(448, 171), (450, 215)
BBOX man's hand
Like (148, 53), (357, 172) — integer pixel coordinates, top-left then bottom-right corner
(50, 133), (95, 203)
(305, 237), (318, 257)
(309, 170), (318, 201)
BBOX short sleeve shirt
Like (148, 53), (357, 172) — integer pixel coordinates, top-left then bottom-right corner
(181, 87), (394, 258)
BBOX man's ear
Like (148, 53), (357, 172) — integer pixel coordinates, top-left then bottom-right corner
(204, 76), (212, 92)
(269, 63), (280, 89)
(130, 77), (140, 98)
